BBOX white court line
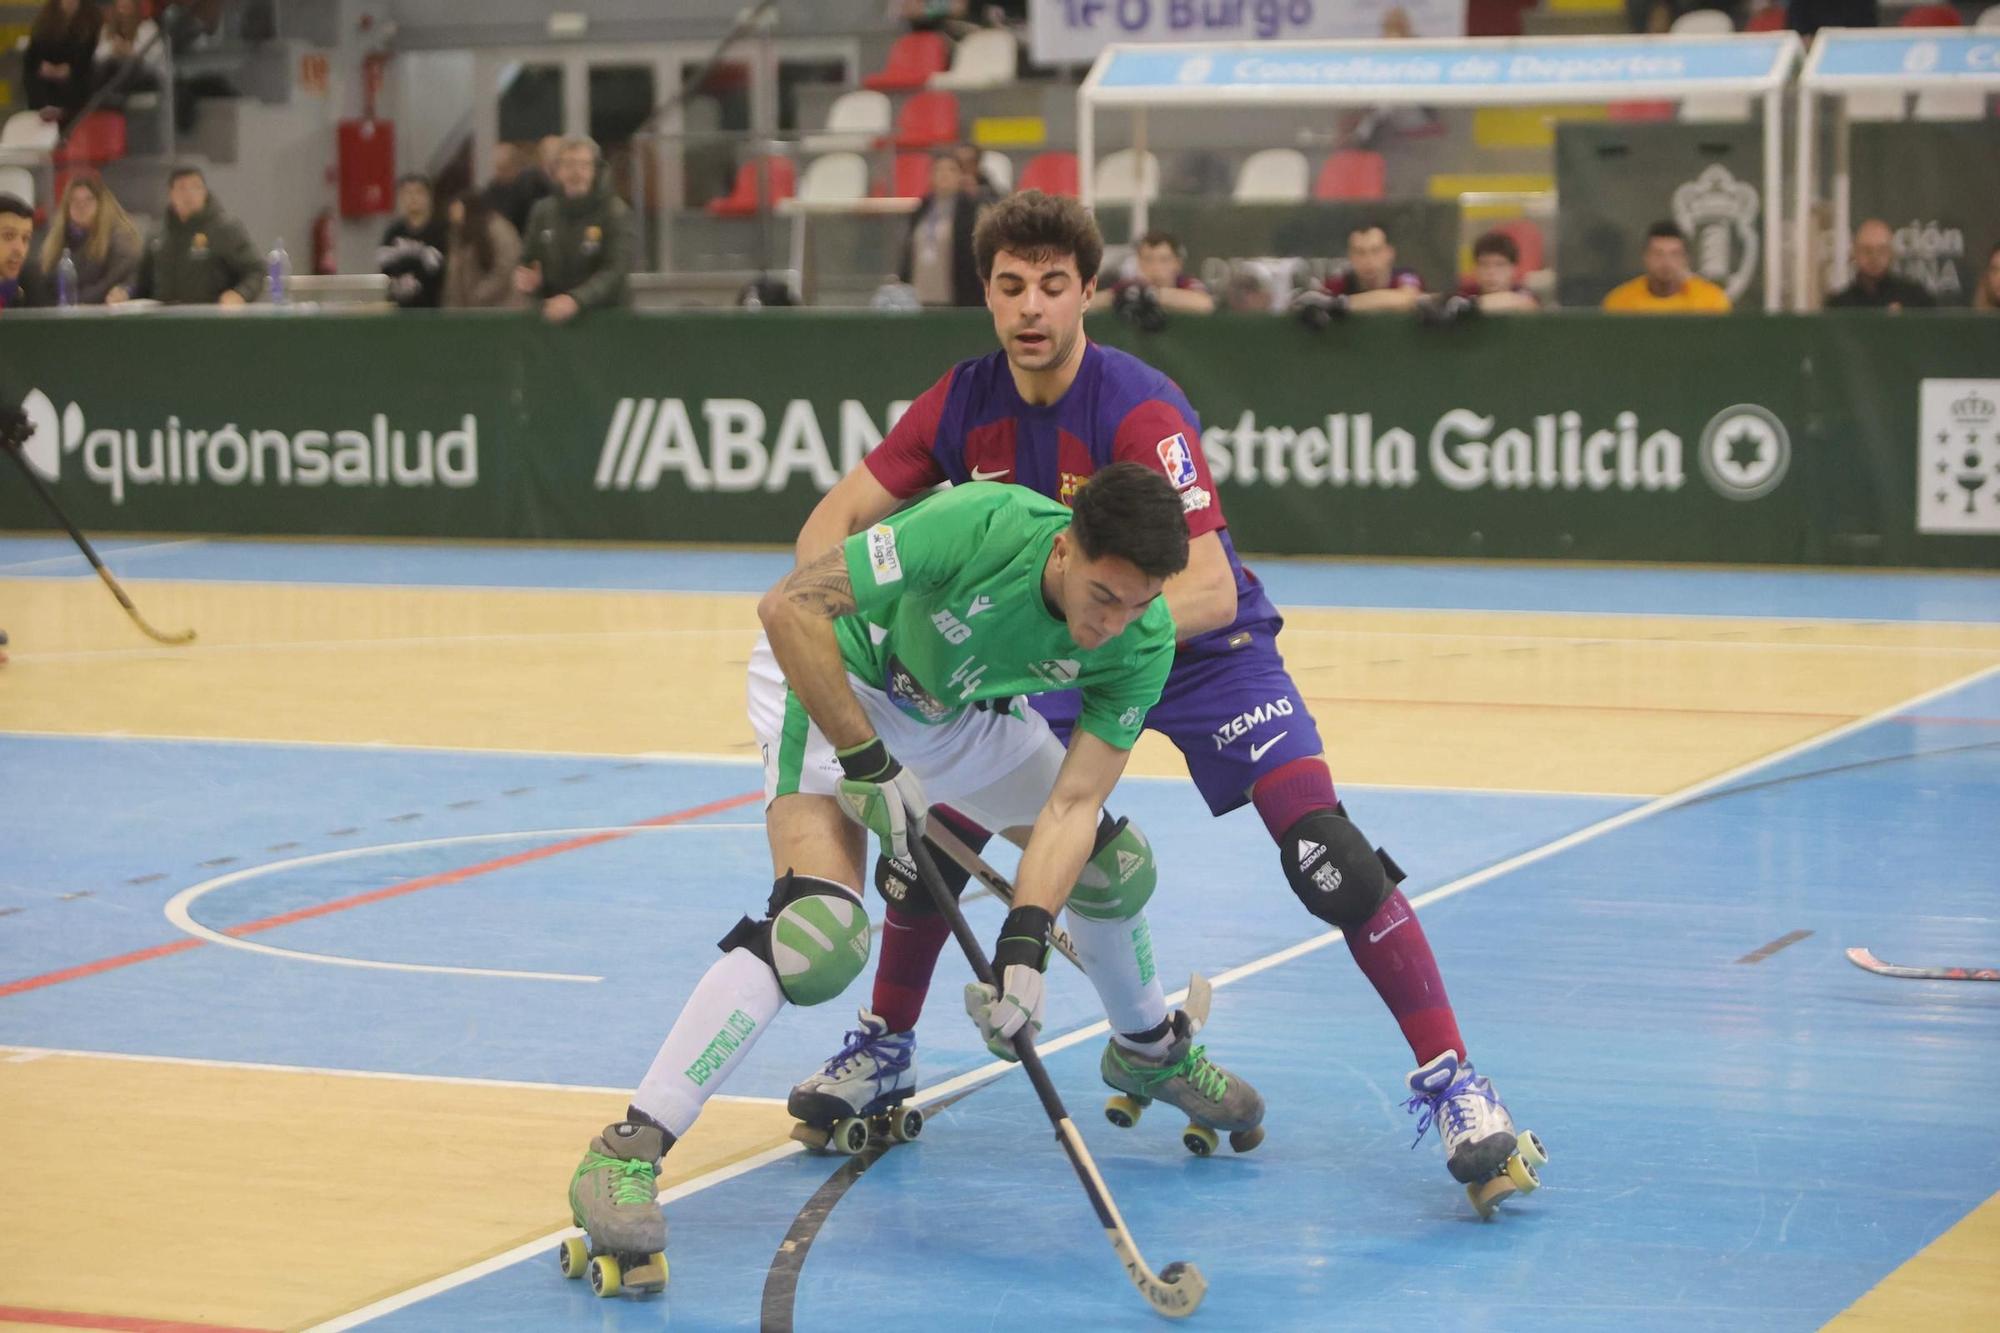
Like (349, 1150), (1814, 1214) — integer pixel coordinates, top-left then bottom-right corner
(163, 823), (764, 984)
(0, 537), (207, 574)
(1282, 626), (2000, 656)
(6, 626), (749, 665)
(310, 659), (2000, 1331)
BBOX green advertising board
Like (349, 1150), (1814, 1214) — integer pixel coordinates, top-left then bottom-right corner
(2, 309), (1997, 569)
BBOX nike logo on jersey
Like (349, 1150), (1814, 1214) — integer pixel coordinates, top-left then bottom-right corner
(1248, 732), (1289, 763)
(1368, 913), (1409, 944)
(970, 465), (1011, 482)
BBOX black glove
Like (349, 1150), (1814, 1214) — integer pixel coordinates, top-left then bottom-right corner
(0, 404), (31, 454)
(1113, 281), (1168, 333)
(1418, 293), (1480, 327)
(1290, 287), (1348, 331)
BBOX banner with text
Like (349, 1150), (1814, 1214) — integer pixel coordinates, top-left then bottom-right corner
(1029, 0), (1468, 67)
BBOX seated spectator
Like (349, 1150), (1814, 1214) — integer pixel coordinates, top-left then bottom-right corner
(379, 174), (449, 309)
(483, 141), (552, 239)
(1458, 231), (1539, 313)
(93, 0), (165, 101)
(515, 136), (634, 323)
(1828, 218), (1935, 312)
(1322, 223), (1425, 312)
(442, 190), (523, 309)
(25, 0), (103, 127)
(1601, 222), (1731, 314)
(952, 143), (1002, 210)
(35, 173), (141, 304)
(897, 151), (981, 308)
(0, 194), (39, 312)
(1089, 230), (1214, 318)
(107, 165), (264, 306)
(1977, 242), (2000, 313)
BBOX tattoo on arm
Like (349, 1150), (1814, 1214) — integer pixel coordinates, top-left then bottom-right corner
(779, 548), (858, 618)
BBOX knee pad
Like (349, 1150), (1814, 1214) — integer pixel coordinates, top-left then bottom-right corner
(717, 872), (871, 1006)
(873, 808), (986, 917)
(1067, 814), (1157, 923)
(1278, 806), (1404, 931)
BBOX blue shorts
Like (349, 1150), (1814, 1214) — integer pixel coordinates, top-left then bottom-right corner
(1031, 617), (1324, 816)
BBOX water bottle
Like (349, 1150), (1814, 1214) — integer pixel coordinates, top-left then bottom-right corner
(56, 248), (78, 308)
(266, 238), (291, 306)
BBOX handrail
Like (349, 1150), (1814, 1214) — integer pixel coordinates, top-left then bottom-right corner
(53, 17), (173, 156)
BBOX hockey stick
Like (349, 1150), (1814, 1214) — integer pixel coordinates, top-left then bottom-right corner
(924, 819), (1083, 969)
(1845, 947), (1999, 983)
(0, 418), (196, 646)
(906, 837), (1206, 1319)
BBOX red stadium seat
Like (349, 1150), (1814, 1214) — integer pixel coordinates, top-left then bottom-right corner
(1017, 151), (1079, 197)
(1491, 218), (1546, 275)
(1744, 6), (1787, 31)
(1607, 100), (1678, 122)
(54, 111), (127, 166)
(862, 32), (951, 92)
(892, 90), (959, 150)
(705, 155), (796, 217)
(1900, 3), (1963, 23)
(1314, 150), (1385, 201)
(882, 152), (934, 198)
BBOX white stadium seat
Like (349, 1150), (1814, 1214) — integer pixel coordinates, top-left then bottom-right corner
(930, 29), (1018, 90)
(980, 150), (1013, 193)
(1233, 148), (1310, 203)
(2, 111), (59, 150)
(1093, 148), (1159, 203)
(803, 89), (891, 153)
(1669, 10), (1736, 34)
(799, 152), (869, 203)
(0, 165), (34, 208)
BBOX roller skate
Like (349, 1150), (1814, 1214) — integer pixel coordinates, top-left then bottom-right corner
(1100, 975), (1266, 1156)
(787, 1009), (923, 1155)
(1403, 1049), (1547, 1220)
(559, 1118), (669, 1297)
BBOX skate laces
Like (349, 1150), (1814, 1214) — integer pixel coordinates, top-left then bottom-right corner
(1119, 1042), (1228, 1101)
(585, 1152), (658, 1206)
(1403, 1067), (1493, 1148)
(822, 1023), (909, 1079)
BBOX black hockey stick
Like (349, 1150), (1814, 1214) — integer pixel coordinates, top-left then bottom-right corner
(923, 819), (1083, 969)
(1846, 947), (1999, 982)
(0, 411), (195, 646)
(906, 837), (1206, 1319)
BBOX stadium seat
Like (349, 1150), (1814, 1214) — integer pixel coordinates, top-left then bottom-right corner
(0, 165), (33, 209)
(1669, 10), (1736, 33)
(54, 111), (126, 166)
(980, 150), (1013, 192)
(863, 32), (951, 92)
(1680, 94), (1753, 123)
(1899, 3), (1962, 23)
(1233, 148), (1310, 203)
(1492, 218), (1546, 275)
(1744, 5), (1787, 30)
(1314, 150), (1386, 201)
(1607, 101), (1677, 122)
(1979, 5), (2000, 30)
(1093, 149), (1159, 203)
(705, 155), (796, 216)
(1017, 151), (1079, 197)
(892, 90), (960, 150)
(799, 152), (868, 203)
(930, 28), (1017, 90)
(1, 111), (59, 151)
(884, 151), (934, 198)
(803, 89), (890, 153)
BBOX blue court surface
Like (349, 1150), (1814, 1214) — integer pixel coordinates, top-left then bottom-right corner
(2, 536), (1997, 1332)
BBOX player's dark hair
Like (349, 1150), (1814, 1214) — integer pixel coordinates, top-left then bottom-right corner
(1646, 220), (1687, 247)
(1473, 231), (1518, 265)
(1067, 462), (1190, 581)
(974, 189), (1103, 285)
(396, 173), (432, 193)
(168, 164), (205, 187)
(0, 193), (30, 223)
(1137, 229), (1181, 255)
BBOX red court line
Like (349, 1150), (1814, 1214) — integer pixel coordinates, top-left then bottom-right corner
(0, 1307), (271, 1333)
(0, 790), (761, 1001)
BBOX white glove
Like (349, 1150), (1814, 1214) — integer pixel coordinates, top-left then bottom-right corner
(834, 737), (928, 861)
(965, 964), (1046, 1062)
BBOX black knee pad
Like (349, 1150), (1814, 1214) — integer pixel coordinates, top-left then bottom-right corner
(873, 808), (990, 916)
(1278, 805), (1404, 931)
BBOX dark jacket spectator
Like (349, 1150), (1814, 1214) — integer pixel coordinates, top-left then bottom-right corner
(112, 169), (264, 305)
(442, 191), (524, 309)
(0, 194), (39, 312)
(379, 175), (449, 309)
(483, 141), (554, 239)
(1827, 219), (1935, 312)
(897, 153), (981, 308)
(517, 138), (634, 321)
(25, 0), (103, 125)
(93, 0), (164, 100)
(32, 174), (140, 304)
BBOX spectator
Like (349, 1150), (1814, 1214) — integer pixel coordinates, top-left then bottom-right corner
(1458, 230), (1539, 313)
(1322, 223), (1426, 312)
(483, 141), (552, 238)
(1222, 264), (1276, 314)
(0, 194), (39, 312)
(107, 165), (264, 306)
(34, 174), (141, 304)
(442, 189), (523, 309)
(379, 174), (448, 309)
(1977, 242), (2000, 312)
(951, 143), (1001, 209)
(1089, 230), (1214, 318)
(515, 136), (634, 323)
(1827, 219), (1935, 312)
(1601, 221), (1731, 314)
(93, 0), (164, 102)
(24, 0), (102, 127)
(896, 151), (981, 308)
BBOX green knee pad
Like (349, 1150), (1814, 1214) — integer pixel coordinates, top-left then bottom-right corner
(1066, 816), (1157, 922)
(768, 875), (872, 1006)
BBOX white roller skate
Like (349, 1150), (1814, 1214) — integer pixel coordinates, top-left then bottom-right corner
(1403, 1050), (1547, 1220)
(1101, 975), (1266, 1156)
(787, 1009), (923, 1154)
(559, 1119), (669, 1297)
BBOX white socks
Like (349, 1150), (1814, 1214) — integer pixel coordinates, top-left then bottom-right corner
(631, 947), (785, 1138)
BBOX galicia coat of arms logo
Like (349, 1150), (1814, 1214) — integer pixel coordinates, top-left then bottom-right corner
(1917, 380), (2000, 535)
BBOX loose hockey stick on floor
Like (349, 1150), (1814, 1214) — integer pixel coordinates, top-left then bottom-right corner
(907, 837), (1207, 1319)
(1, 413), (195, 646)
(1845, 947), (1999, 982)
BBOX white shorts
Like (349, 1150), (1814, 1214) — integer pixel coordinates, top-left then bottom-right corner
(746, 633), (1065, 833)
